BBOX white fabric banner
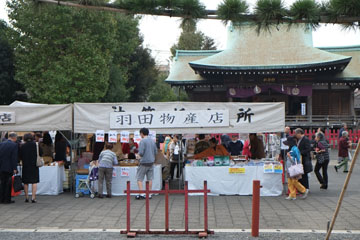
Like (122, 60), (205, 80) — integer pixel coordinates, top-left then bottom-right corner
(74, 102), (285, 134)
(0, 112), (16, 124)
(109, 110), (229, 129)
(0, 104), (72, 131)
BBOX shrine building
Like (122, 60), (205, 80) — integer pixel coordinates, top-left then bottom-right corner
(166, 24), (360, 128)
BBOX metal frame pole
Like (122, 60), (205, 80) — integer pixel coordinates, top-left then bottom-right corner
(165, 181), (169, 233)
(184, 181), (189, 233)
(203, 181), (208, 232)
(146, 181), (150, 233)
(126, 181), (131, 233)
(252, 180), (261, 237)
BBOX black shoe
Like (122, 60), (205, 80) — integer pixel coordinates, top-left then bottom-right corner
(4, 200), (15, 204)
(106, 194), (112, 198)
(31, 199), (37, 203)
(98, 195), (103, 199)
(25, 198), (29, 203)
(334, 166), (338, 173)
(135, 195), (145, 200)
(320, 185), (328, 190)
(344, 171), (349, 173)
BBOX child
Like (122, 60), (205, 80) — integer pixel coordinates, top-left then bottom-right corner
(284, 136), (309, 200)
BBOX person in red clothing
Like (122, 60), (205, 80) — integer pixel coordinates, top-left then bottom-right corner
(242, 138), (251, 159)
(335, 131), (351, 173)
(122, 138), (138, 159)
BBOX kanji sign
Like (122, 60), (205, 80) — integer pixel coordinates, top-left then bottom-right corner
(110, 110), (229, 129)
(0, 112), (15, 124)
(108, 131), (118, 143)
(95, 130), (105, 142)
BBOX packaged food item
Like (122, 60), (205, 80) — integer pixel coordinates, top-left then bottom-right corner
(214, 156), (223, 166)
(222, 156), (230, 166)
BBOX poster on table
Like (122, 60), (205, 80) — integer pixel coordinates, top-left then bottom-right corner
(120, 167), (130, 177)
(108, 131), (118, 143)
(95, 130), (105, 142)
(74, 102), (285, 134)
(120, 131), (130, 143)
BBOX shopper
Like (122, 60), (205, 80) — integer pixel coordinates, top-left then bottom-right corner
(40, 132), (53, 164)
(314, 132), (330, 189)
(20, 133), (42, 203)
(169, 135), (183, 179)
(294, 128), (312, 190)
(54, 132), (67, 162)
(136, 128), (157, 200)
(283, 136), (309, 200)
(249, 133), (265, 159)
(194, 137), (229, 159)
(228, 135), (243, 156)
(98, 143), (118, 198)
(0, 132), (18, 204)
(338, 123), (347, 139)
(194, 134), (210, 154)
(335, 131), (351, 173)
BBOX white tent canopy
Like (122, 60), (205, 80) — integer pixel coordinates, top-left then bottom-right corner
(74, 102), (285, 134)
(0, 103), (72, 131)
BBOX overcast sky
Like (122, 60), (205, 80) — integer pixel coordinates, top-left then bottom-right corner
(1, 0), (360, 64)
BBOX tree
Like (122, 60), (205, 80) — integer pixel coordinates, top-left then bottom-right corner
(126, 45), (159, 102)
(102, 15), (141, 102)
(7, 0), (117, 103)
(0, 20), (26, 105)
(148, 73), (188, 102)
(170, 19), (217, 58)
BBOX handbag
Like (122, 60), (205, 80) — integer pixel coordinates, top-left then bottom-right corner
(13, 175), (23, 192)
(36, 142), (44, 167)
(288, 157), (304, 178)
(316, 152), (325, 164)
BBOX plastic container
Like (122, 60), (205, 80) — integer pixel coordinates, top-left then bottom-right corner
(214, 156), (223, 166)
(222, 156), (230, 166)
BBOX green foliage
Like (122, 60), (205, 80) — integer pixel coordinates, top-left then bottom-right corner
(127, 46), (159, 102)
(217, 0), (249, 25)
(7, 0), (117, 103)
(148, 73), (179, 102)
(102, 15), (140, 102)
(289, 0), (321, 29)
(328, 0), (360, 29)
(170, 21), (217, 58)
(0, 21), (27, 104)
(254, 0), (287, 32)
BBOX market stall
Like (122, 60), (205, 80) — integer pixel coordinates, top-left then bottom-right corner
(74, 102), (285, 196)
(109, 165), (162, 196)
(1, 102), (72, 195)
(24, 164), (65, 195)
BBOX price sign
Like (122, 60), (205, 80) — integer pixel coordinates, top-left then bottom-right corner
(264, 164), (274, 173)
(95, 130), (105, 142)
(229, 167), (246, 174)
(134, 131), (142, 144)
(274, 164), (283, 174)
(120, 131), (130, 143)
(120, 167), (130, 177)
(108, 131), (118, 143)
(112, 169), (117, 178)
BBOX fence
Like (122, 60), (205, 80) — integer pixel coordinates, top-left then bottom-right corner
(121, 180), (214, 238)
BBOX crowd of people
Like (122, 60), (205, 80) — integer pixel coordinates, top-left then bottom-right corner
(0, 131), (68, 204)
(0, 123), (353, 203)
(283, 123), (352, 201)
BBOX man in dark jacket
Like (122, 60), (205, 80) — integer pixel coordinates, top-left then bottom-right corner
(294, 128), (312, 190)
(0, 132), (18, 204)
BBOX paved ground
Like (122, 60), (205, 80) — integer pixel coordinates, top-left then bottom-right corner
(0, 150), (359, 239)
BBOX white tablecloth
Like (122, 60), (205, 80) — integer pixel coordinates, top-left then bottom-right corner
(102, 165), (162, 196)
(184, 166), (283, 196)
(26, 165), (65, 195)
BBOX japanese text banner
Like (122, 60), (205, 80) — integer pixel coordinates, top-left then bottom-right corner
(74, 102), (285, 134)
(110, 110), (229, 129)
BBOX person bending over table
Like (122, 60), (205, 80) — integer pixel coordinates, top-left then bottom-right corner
(194, 137), (229, 159)
(249, 133), (265, 159)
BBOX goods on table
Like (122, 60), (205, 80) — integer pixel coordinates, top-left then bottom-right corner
(119, 159), (139, 167)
